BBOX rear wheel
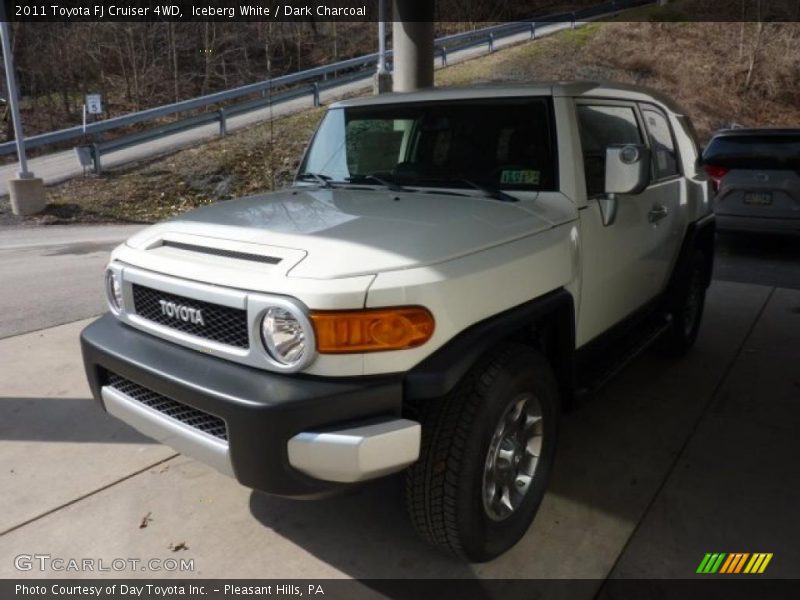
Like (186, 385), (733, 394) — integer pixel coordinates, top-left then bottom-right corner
(405, 344), (559, 562)
(660, 252), (708, 356)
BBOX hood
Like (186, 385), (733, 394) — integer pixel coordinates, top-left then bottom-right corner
(126, 187), (576, 279)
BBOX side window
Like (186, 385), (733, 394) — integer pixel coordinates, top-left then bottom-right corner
(641, 107), (678, 179)
(577, 105), (643, 197)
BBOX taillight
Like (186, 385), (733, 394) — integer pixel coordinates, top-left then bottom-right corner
(703, 164), (729, 193)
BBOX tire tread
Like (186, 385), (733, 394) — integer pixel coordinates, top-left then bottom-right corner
(405, 345), (535, 558)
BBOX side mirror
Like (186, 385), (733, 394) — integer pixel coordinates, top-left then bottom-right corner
(605, 144), (650, 196)
(598, 144), (651, 227)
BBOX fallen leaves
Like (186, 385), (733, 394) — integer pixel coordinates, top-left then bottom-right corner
(139, 512), (153, 529)
(169, 541), (189, 552)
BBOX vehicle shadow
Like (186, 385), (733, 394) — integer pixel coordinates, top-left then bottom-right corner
(0, 396), (155, 443)
(248, 475), (477, 578)
(246, 351), (701, 582)
(714, 232), (800, 290)
(246, 282), (761, 581)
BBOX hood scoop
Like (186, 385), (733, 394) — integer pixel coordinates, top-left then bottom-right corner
(161, 240), (282, 265)
(126, 230), (308, 284)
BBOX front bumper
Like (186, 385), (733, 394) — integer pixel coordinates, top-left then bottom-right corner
(81, 314), (419, 498)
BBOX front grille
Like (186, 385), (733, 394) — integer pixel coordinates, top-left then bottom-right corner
(106, 373), (228, 441)
(132, 284), (249, 349)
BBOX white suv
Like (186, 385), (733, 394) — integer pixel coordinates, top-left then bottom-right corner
(81, 82), (714, 561)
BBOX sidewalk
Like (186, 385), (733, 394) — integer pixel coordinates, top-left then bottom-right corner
(1, 280), (796, 584)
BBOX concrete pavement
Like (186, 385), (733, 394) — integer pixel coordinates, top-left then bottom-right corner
(715, 233), (800, 291)
(2, 280), (797, 585)
(606, 286), (800, 580)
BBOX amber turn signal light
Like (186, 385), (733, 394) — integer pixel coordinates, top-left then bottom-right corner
(310, 307), (435, 353)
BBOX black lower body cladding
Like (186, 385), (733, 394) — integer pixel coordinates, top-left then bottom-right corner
(80, 314), (403, 498)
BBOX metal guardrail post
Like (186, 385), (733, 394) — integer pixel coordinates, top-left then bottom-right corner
(91, 143), (102, 175)
(440, 47), (448, 66)
(312, 82), (321, 107)
(530, 23), (536, 39)
(488, 33), (495, 53)
(218, 108), (227, 136)
(572, 12), (577, 29)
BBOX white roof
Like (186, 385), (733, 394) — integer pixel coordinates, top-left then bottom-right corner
(331, 81), (686, 115)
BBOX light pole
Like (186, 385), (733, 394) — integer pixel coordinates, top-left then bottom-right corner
(1, 20), (30, 178)
(0, 18), (45, 215)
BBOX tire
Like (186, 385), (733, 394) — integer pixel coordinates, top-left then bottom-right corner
(659, 252), (708, 356)
(405, 343), (560, 562)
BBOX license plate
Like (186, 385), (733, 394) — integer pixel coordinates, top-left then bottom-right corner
(744, 192), (773, 206)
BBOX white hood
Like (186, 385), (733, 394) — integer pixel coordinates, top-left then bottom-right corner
(125, 187), (576, 279)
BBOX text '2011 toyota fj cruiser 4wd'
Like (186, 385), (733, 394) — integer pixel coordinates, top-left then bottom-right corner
(81, 82), (714, 561)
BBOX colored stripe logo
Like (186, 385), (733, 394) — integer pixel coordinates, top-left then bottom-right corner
(697, 553), (773, 574)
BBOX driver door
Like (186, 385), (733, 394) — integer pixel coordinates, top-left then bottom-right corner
(575, 100), (677, 347)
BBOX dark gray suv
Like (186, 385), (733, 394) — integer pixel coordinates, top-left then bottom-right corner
(703, 129), (800, 235)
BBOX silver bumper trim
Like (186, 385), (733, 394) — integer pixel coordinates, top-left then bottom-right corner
(287, 419), (421, 483)
(101, 386), (234, 477)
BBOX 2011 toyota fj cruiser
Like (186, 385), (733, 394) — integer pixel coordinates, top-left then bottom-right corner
(81, 82), (714, 562)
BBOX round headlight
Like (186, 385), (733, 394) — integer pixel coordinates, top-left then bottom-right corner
(105, 269), (123, 313)
(261, 306), (308, 367)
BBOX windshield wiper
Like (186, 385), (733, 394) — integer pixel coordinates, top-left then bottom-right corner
(297, 172), (334, 188)
(403, 176), (520, 202)
(346, 174), (414, 193)
(458, 179), (519, 203)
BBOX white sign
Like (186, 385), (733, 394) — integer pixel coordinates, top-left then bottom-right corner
(86, 94), (103, 114)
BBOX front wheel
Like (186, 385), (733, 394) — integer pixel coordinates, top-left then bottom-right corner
(405, 344), (559, 562)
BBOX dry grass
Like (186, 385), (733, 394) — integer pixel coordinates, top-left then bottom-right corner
(23, 16), (800, 225)
(437, 20), (800, 140)
(40, 108), (324, 223)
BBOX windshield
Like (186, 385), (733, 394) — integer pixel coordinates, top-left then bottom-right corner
(704, 133), (800, 170)
(298, 98), (557, 192)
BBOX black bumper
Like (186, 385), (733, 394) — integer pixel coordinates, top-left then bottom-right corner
(80, 314), (403, 498)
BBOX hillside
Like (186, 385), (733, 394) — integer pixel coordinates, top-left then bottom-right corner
(5, 18), (799, 225)
(437, 20), (800, 139)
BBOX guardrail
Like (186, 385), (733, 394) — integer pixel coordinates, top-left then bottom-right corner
(0, 0), (655, 172)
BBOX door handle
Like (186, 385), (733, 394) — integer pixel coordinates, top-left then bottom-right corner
(648, 203), (669, 223)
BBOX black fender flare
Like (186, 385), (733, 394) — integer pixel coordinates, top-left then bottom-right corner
(662, 212), (715, 312)
(404, 288), (576, 404)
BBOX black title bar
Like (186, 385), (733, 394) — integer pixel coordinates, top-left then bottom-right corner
(4, 0), (800, 23)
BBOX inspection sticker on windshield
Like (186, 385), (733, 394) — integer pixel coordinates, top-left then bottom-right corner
(500, 169), (540, 185)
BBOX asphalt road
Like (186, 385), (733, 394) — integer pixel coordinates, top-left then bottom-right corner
(1, 223), (797, 341)
(0, 224), (143, 338)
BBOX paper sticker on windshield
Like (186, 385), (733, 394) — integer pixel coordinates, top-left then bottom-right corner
(501, 169), (540, 185)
